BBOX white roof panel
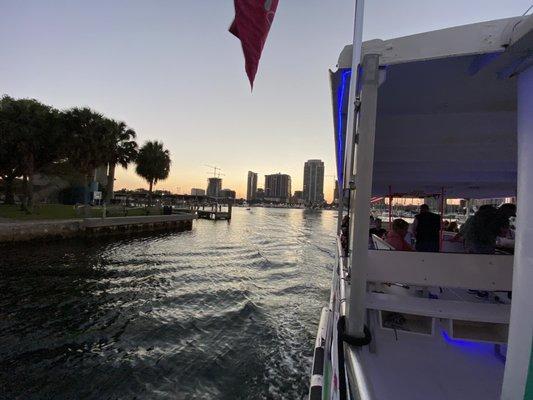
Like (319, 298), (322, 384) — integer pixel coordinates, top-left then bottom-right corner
(332, 15), (533, 198)
(337, 16), (530, 68)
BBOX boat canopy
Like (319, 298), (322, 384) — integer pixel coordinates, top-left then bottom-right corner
(331, 16), (533, 198)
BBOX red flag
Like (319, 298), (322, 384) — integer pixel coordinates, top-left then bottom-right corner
(229, 0), (279, 89)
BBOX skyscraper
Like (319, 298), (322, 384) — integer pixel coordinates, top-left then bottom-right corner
(206, 177), (222, 198)
(264, 173), (291, 203)
(247, 171), (258, 201)
(303, 159), (325, 205)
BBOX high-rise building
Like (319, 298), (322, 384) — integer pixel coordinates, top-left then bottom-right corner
(191, 188), (205, 196)
(264, 173), (291, 203)
(247, 171), (258, 201)
(206, 177), (222, 198)
(303, 159), (325, 205)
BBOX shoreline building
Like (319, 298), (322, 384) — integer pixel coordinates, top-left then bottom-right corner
(255, 188), (265, 202)
(206, 177), (222, 198)
(219, 188), (236, 200)
(292, 190), (304, 205)
(191, 188), (205, 196)
(247, 171), (258, 201)
(264, 173), (291, 203)
(303, 159), (325, 205)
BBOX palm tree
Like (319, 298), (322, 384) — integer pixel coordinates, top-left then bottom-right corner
(0, 104), (20, 205)
(0, 96), (64, 211)
(135, 141), (171, 205)
(63, 107), (110, 214)
(103, 120), (138, 204)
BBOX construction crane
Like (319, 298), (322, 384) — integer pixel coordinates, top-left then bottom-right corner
(204, 165), (225, 178)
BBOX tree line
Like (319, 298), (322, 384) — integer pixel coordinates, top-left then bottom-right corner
(0, 95), (171, 212)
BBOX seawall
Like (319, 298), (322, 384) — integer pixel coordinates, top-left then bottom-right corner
(0, 214), (196, 243)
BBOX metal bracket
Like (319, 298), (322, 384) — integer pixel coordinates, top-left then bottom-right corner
(354, 96), (361, 111)
(349, 175), (356, 190)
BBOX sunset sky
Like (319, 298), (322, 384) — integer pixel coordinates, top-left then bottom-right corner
(2, 0), (530, 201)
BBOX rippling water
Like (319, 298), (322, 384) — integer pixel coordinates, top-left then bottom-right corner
(0, 208), (336, 400)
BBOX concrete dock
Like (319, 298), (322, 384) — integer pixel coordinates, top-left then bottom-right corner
(196, 204), (232, 220)
(0, 214), (196, 243)
(197, 210), (231, 220)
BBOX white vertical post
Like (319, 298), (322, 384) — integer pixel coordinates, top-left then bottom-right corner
(347, 54), (380, 338)
(343, 0), (365, 190)
(501, 65), (533, 400)
(337, 190), (344, 234)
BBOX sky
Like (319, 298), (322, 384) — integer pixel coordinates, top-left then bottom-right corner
(1, 0), (531, 201)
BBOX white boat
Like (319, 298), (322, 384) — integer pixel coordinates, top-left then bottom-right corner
(310, 7), (533, 400)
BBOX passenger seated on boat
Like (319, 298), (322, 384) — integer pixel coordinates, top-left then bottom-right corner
(411, 204), (441, 252)
(456, 205), (513, 254)
(498, 203), (516, 220)
(369, 218), (387, 239)
(446, 221), (459, 233)
(385, 219), (414, 251)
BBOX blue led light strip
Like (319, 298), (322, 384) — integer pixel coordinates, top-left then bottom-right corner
(337, 69), (351, 188)
(441, 329), (496, 352)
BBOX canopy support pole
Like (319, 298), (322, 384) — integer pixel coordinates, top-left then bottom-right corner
(388, 186), (392, 228)
(439, 188), (445, 251)
(501, 65), (533, 400)
(342, 0), (365, 192)
(347, 54), (380, 338)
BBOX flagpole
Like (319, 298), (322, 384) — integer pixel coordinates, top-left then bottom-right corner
(344, 0), (366, 339)
(342, 0), (365, 188)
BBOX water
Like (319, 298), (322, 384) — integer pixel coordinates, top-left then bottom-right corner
(0, 208), (336, 400)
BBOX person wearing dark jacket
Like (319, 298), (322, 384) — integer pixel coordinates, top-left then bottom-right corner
(412, 204), (441, 252)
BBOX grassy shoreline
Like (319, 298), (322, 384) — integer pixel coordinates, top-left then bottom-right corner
(0, 204), (163, 221)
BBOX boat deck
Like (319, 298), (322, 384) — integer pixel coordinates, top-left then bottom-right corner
(358, 321), (505, 399)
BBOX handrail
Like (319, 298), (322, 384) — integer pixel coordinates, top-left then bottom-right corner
(344, 345), (374, 400)
(336, 236), (349, 317)
(309, 308), (329, 400)
(367, 250), (513, 291)
(366, 292), (510, 323)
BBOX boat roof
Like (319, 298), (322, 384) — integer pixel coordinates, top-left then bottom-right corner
(331, 15), (533, 198)
(337, 16), (532, 68)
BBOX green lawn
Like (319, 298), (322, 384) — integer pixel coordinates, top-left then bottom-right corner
(0, 204), (163, 221)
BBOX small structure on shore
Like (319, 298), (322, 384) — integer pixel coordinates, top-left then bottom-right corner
(197, 203), (232, 220)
